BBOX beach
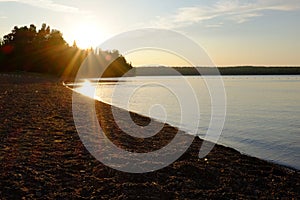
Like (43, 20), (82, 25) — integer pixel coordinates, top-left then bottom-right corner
(0, 73), (299, 199)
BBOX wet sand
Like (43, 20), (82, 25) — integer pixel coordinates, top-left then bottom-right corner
(0, 73), (299, 199)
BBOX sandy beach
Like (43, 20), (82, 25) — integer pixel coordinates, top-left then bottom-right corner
(0, 73), (299, 199)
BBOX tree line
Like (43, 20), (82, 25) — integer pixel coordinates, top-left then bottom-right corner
(134, 66), (300, 76)
(0, 23), (132, 79)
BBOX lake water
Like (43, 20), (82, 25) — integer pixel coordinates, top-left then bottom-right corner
(71, 75), (300, 170)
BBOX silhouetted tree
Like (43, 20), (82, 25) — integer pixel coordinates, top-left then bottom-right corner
(0, 23), (132, 79)
(72, 40), (78, 49)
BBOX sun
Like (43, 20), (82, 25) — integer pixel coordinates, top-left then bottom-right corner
(73, 22), (105, 49)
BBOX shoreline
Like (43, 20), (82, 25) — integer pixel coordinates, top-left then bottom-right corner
(94, 95), (300, 172)
(1, 73), (299, 199)
(69, 77), (299, 171)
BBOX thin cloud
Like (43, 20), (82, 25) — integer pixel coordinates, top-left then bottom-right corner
(229, 12), (263, 24)
(153, 0), (300, 28)
(0, 0), (85, 13)
(205, 22), (224, 28)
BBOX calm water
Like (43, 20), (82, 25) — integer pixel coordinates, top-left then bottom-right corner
(72, 76), (300, 170)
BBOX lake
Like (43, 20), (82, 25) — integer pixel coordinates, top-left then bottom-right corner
(71, 75), (300, 170)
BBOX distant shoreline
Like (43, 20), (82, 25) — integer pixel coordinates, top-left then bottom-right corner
(1, 66), (300, 81)
(134, 66), (300, 76)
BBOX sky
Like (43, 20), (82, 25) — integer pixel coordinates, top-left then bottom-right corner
(0, 0), (300, 66)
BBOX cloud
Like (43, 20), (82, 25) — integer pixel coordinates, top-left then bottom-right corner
(153, 0), (300, 28)
(205, 22), (224, 28)
(229, 12), (263, 24)
(0, 0), (85, 13)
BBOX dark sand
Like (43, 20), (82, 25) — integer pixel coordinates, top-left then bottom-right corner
(0, 73), (299, 199)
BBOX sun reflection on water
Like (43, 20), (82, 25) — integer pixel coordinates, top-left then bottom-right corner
(76, 79), (97, 99)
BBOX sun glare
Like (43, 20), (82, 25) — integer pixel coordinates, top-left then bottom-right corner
(76, 79), (96, 99)
(73, 22), (105, 49)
